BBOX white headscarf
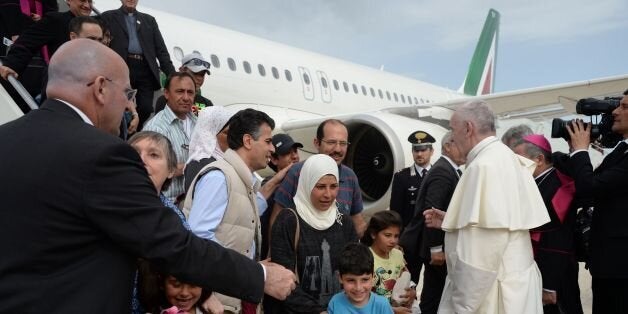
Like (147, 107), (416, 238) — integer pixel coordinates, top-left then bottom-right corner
(186, 106), (235, 164)
(294, 154), (340, 230)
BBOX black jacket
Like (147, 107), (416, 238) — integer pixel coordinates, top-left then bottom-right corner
(0, 99), (264, 312)
(566, 143), (628, 278)
(390, 165), (426, 228)
(100, 7), (175, 90)
(399, 157), (459, 261)
(2, 10), (73, 74)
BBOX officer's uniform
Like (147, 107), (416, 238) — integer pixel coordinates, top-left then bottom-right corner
(390, 131), (435, 282)
(390, 131), (435, 228)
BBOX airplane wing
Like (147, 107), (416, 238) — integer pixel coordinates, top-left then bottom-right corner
(441, 74), (628, 120)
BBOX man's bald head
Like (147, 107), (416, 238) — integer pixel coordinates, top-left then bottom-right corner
(47, 39), (131, 136)
(48, 39), (126, 89)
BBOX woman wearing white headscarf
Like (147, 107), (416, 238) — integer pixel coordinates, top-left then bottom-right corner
(184, 106), (235, 192)
(269, 154), (358, 313)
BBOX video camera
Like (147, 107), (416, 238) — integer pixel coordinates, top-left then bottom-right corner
(551, 97), (623, 148)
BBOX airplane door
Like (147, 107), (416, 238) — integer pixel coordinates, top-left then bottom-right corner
(298, 67), (315, 101)
(316, 70), (332, 103)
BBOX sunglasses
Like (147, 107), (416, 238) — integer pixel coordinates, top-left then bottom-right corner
(183, 58), (210, 69)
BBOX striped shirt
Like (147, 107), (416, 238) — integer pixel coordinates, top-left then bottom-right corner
(274, 161), (364, 215)
(143, 106), (197, 200)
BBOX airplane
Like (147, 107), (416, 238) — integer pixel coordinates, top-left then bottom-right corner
(1, 1), (627, 215)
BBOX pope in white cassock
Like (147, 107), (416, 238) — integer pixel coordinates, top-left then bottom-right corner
(425, 101), (550, 314)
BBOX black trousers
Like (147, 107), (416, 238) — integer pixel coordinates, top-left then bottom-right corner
(592, 277), (628, 314)
(405, 252), (423, 284)
(127, 57), (155, 130)
(543, 260), (583, 314)
(420, 262), (447, 314)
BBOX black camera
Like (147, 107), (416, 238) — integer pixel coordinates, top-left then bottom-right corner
(551, 97), (623, 148)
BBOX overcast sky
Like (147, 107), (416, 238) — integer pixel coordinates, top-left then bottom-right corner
(142, 0), (626, 93)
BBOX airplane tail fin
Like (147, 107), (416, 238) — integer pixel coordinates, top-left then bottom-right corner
(458, 9), (500, 96)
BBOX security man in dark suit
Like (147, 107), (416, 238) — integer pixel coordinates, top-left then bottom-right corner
(101, 0), (175, 129)
(565, 89), (628, 314)
(399, 131), (465, 313)
(390, 130), (434, 282)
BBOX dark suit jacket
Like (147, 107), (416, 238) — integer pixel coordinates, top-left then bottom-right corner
(3, 10), (74, 74)
(399, 157), (459, 262)
(567, 143), (628, 278)
(390, 165), (425, 228)
(101, 7), (175, 89)
(0, 100), (264, 312)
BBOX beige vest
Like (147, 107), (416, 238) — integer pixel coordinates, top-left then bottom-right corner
(183, 149), (262, 313)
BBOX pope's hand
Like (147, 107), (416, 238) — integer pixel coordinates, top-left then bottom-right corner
(423, 208), (446, 229)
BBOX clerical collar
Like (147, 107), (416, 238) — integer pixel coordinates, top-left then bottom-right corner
(534, 167), (554, 181)
(55, 99), (93, 125)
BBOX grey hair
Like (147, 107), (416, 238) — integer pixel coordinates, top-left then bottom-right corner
(518, 142), (552, 165)
(457, 100), (496, 135)
(501, 124), (533, 148)
(441, 131), (453, 150)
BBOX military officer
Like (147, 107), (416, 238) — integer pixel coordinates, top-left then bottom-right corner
(390, 130), (435, 228)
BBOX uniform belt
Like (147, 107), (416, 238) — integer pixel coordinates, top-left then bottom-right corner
(127, 53), (143, 61)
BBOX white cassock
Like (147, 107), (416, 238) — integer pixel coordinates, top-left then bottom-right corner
(438, 136), (550, 314)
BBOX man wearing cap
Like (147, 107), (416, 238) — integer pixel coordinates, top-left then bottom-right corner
(259, 133), (302, 260)
(155, 51), (213, 114)
(514, 134), (583, 314)
(101, 0), (176, 129)
(390, 130), (435, 229)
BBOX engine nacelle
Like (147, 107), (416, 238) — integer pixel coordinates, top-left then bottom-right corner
(341, 112), (448, 214)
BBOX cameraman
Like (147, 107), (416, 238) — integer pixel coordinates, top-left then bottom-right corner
(565, 89), (628, 314)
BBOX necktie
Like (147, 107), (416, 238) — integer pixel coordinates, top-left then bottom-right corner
(456, 169), (463, 177)
(421, 168), (428, 177)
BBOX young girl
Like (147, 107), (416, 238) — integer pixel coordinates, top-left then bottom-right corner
(138, 261), (213, 314)
(361, 211), (416, 313)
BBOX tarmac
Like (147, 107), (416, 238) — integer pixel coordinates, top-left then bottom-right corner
(413, 262), (593, 313)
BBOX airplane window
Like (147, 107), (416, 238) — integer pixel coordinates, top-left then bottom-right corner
(361, 85), (367, 95)
(343, 82), (349, 92)
(401, 94), (406, 104)
(258, 64), (266, 76)
(333, 80), (339, 90)
(285, 70), (292, 81)
(420, 98), (425, 104)
(210, 54), (220, 68)
(352, 84), (358, 94)
(370, 87), (375, 97)
(386, 91), (391, 100)
(228, 58), (236, 71)
(321, 77), (328, 88)
(272, 67), (279, 79)
(394, 93), (398, 102)
(414, 97), (418, 104)
(303, 73), (310, 84)
(243, 61), (251, 74)
(378, 89), (383, 99)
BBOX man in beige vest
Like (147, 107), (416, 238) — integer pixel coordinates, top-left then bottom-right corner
(187, 108), (276, 313)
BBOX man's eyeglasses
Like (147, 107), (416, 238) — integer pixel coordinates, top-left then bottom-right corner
(320, 139), (350, 147)
(87, 77), (137, 101)
(183, 58), (210, 69)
